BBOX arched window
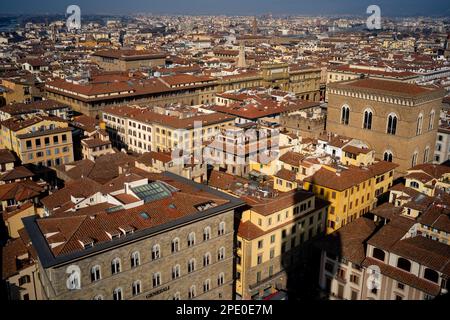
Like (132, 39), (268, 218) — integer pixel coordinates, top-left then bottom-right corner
(424, 146), (430, 163)
(132, 280), (142, 296)
(363, 109), (373, 130)
(383, 151), (393, 162)
(172, 264), (181, 279)
(173, 292), (181, 300)
(188, 258), (196, 273)
(111, 258), (121, 275)
(372, 248), (385, 261)
(152, 272), (161, 287)
(113, 287), (123, 300)
(387, 114), (397, 135)
(428, 110), (435, 130)
(410, 181), (419, 189)
(171, 238), (180, 253)
(218, 247), (225, 261)
(397, 258), (411, 272)
(93, 294), (103, 300)
(341, 106), (350, 125)
(188, 285), (196, 299)
(411, 152), (418, 168)
(203, 226), (211, 241)
(218, 222), (226, 236)
(416, 114), (423, 135)
(424, 268), (439, 283)
(203, 252), (211, 267)
(203, 279), (211, 292)
(152, 244), (161, 260)
(188, 232), (196, 247)
(90, 265), (101, 282)
(131, 251), (140, 268)
(218, 272), (225, 286)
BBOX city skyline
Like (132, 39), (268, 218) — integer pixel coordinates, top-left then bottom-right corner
(1, 0), (450, 16)
(1, 1), (449, 305)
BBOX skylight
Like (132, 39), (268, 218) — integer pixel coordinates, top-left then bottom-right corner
(106, 205), (125, 213)
(131, 181), (177, 203)
(140, 212), (150, 219)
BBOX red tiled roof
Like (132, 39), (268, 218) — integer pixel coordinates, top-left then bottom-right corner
(362, 257), (441, 296)
(103, 105), (235, 130)
(333, 78), (439, 96)
(36, 176), (230, 257)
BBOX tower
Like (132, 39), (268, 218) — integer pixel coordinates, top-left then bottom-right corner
(237, 44), (247, 68)
(252, 16), (257, 36)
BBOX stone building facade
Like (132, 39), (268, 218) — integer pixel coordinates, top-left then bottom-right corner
(34, 211), (235, 300)
(23, 173), (245, 300)
(327, 79), (445, 174)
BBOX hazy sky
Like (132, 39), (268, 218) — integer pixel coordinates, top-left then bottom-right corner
(2, 0), (450, 16)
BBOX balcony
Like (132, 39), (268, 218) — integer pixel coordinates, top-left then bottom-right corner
(335, 275), (347, 284)
(248, 270), (286, 291)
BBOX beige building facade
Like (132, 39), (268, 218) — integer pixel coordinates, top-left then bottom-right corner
(327, 79), (445, 174)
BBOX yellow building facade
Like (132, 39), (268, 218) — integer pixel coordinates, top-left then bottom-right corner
(236, 190), (329, 299)
(0, 116), (74, 167)
(303, 162), (397, 234)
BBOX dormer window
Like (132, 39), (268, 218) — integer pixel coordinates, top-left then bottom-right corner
(119, 225), (135, 236)
(79, 238), (94, 249)
(106, 229), (121, 240)
(195, 201), (217, 211)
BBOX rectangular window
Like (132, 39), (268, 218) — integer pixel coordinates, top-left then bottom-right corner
(337, 284), (344, 299)
(350, 274), (359, 285)
(270, 248), (275, 259)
